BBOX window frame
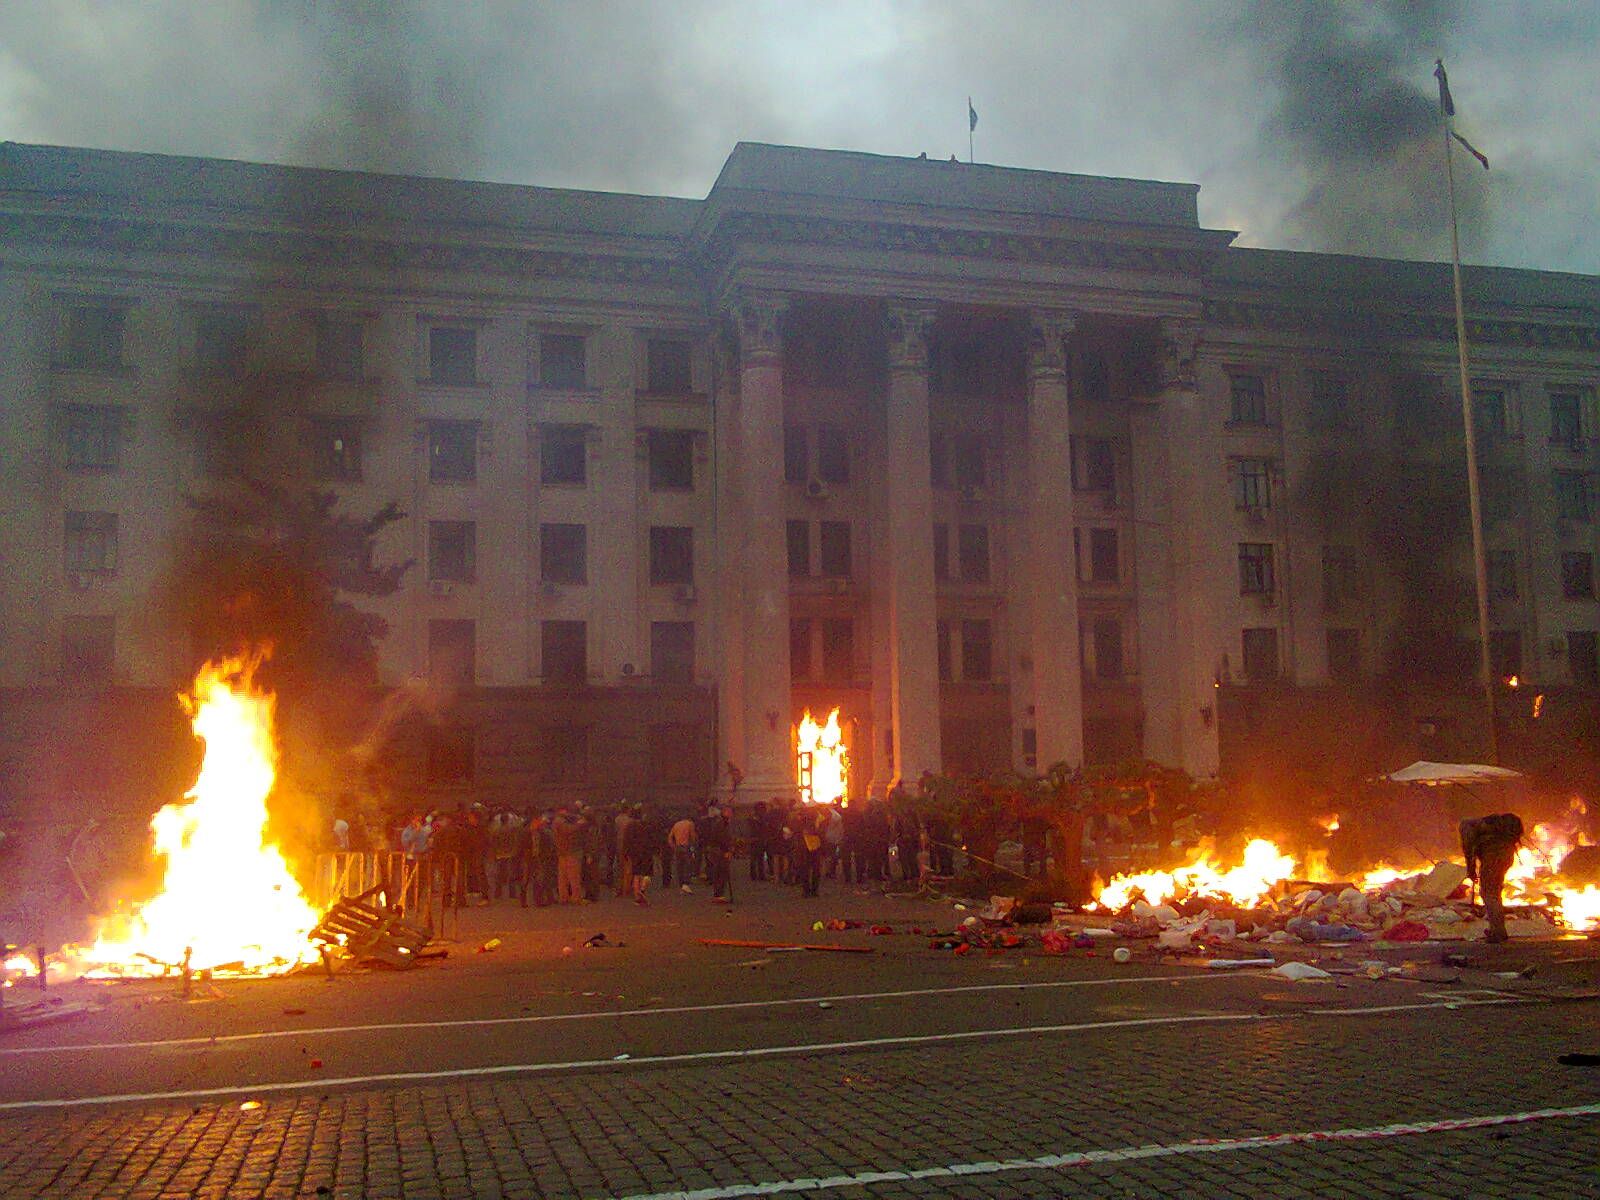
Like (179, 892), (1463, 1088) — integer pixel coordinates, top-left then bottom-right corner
(648, 526), (695, 586)
(1238, 542), (1276, 596)
(646, 429), (695, 491)
(539, 523), (588, 586)
(539, 425), (587, 486)
(427, 325), (479, 386)
(428, 519), (477, 584)
(1227, 371), (1270, 426)
(427, 420), (479, 484)
(63, 510), (118, 575)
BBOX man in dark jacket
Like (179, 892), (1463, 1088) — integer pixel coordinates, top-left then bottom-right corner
(1460, 812), (1523, 944)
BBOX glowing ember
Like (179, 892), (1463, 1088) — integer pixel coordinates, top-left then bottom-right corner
(1557, 886), (1600, 931)
(1094, 838), (1297, 911)
(57, 657), (321, 977)
(1317, 814), (1340, 834)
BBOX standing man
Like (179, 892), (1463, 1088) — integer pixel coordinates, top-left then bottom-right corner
(1460, 812), (1524, 944)
(668, 809), (698, 894)
(704, 802), (733, 902)
(552, 807), (582, 904)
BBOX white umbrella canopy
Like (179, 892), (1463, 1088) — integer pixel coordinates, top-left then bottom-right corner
(1386, 761), (1525, 785)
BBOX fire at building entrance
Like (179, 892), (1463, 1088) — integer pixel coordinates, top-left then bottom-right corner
(796, 708), (849, 805)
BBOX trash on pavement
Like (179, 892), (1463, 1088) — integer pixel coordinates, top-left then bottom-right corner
(1270, 961), (1332, 981)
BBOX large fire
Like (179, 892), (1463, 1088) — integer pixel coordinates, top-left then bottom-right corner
(45, 658), (321, 978)
(796, 708), (849, 805)
(1091, 815), (1599, 933)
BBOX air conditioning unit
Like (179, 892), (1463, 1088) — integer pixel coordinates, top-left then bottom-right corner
(428, 580), (453, 597)
(674, 584), (698, 604)
(804, 477), (829, 501)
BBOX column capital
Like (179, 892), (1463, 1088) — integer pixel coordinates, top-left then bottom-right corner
(1027, 308), (1077, 378)
(885, 300), (939, 371)
(1156, 317), (1200, 390)
(729, 289), (788, 363)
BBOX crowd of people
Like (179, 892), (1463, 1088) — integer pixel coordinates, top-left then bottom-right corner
(339, 796), (964, 908)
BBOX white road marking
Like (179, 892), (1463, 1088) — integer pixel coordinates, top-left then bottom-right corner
(602, 1101), (1600, 1200)
(0, 996), (1519, 1111)
(0, 973), (1242, 1055)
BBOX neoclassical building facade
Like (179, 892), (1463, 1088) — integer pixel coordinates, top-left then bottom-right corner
(1, 140), (1597, 811)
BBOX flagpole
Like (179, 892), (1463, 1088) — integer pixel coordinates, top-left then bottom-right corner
(1438, 59), (1498, 764)
(968, 98), (975, 164)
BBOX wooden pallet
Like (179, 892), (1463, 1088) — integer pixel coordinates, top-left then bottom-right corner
(311, 887), (430, 969)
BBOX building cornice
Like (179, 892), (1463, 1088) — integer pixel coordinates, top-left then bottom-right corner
(1202, 295), (1600, 352)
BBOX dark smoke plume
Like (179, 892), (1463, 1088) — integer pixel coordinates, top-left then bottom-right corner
(1235, 0), (1489, 259)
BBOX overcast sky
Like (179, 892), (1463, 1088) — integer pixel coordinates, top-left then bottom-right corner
(1, 1), (1595, 273)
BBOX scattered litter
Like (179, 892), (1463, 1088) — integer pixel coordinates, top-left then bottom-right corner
(613, 1053), (630, 1061)
(477, 938), (502, 953)
(1113, 947), (1132, 964)
(817, 1001), (833, 1009)
(1381, 921), (1431, 943)
(282, 1008), (307, 1016)
(239, 1101), (262, 1111)
(1270, 961), (1332, 981)
(582, 933), (609, 948)
(308, 1059), (323, 1069)
(1203, 958), (1275, 970)
(734, 958), (772, 969)
(697, 939), (873, 954)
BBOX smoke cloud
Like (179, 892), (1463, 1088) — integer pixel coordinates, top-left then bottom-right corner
(0, 1), (1592, 269)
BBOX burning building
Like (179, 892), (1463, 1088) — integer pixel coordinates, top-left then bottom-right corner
(0, 141), (1597, 815)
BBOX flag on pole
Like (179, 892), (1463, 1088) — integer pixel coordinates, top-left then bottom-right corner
(1434, 59), (1490, 170)
(968, 98), (978, 132)
(1433, 59), (1455, 117)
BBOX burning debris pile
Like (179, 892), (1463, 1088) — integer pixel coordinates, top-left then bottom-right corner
(4, 657), (446, 993)
(1086, 821), (1599, 947)
(4, 657), (354, 988)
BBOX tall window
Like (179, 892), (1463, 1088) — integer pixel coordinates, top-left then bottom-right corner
(540, 425), (587, 485)
(1323, 546), (1358, 610)
(960, 619), (993, 681)
(1242, 627), (1279, 681)
(650, 621), (695, 684)
(1081, 349), (1110, 404)
(815, 426), (850, 484)
(428, 520), (476, 583)
(1490, 631), (1522, 679)
(957, 524), (990, 583)
(542, 620), (587, 682)
(1488, 549), (1518, 600)
(1092, 617), (1123, 680)
(646, 339), (693, 393)
(933, 524), (951, 582)
(428, 619), (476, 688)
(1089, 529), (1119, 584)
(784, 425), (808, 484)
(1474, 389), (1508, 440)
(61, 615), (114, 683)
(951, 433), (987, 490)
(1309, 371), (1350, 430)
(1327, 628), (1361, 681)
(428, 420), (478, 483)
(1075, 438), (1113, 496)
(1550, 391), (1584, 448)
(789, 618), (812, 681)
(540, 523), (587, 585)
(1569, 631), (1599, 687)
(937, 620), (953, 682)
(308, 417), (362, 482)
(819, 521), (852, 578)
(62, 405), (122, 471)
(538, 333), (586, 389)
(316, 319), (364, 381)
(1239, 543), (1275, 595)
(428, 326), (477, 385)
(64, 511), (117, 574)
(59, 304), (125, 370)
(195, 308), (249, 375)
(1235, 458), (1273, 510)
(1555, 471), (1591, 521)
(1562, 551), (1595, 599)
(649, 526), (694, 585)
(647, 429), (694, 490)
(821, 618), (854, 682)
(786, 520), (810, 577)
(1228, 372), (1268, 425)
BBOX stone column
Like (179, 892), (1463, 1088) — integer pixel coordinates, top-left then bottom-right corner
(710, 330), (747, 788)
(1129, 320), (1191, 767)
(1152, 318), (1219, 776)
(1024, 309), (1084, 770)
(883, 301), (942, 786)
(730, 290), (794, 798)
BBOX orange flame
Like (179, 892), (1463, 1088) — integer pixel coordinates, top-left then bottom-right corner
(796, 708), (849, 805)
(57, 658), (322, 977)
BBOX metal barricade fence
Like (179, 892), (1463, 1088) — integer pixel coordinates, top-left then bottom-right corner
(313, 850), (461, 942)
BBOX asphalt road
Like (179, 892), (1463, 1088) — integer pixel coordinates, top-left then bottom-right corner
(3, 881), (1599, 1197)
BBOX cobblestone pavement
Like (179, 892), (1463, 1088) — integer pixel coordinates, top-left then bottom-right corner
(3, 993), (1598, 1198)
